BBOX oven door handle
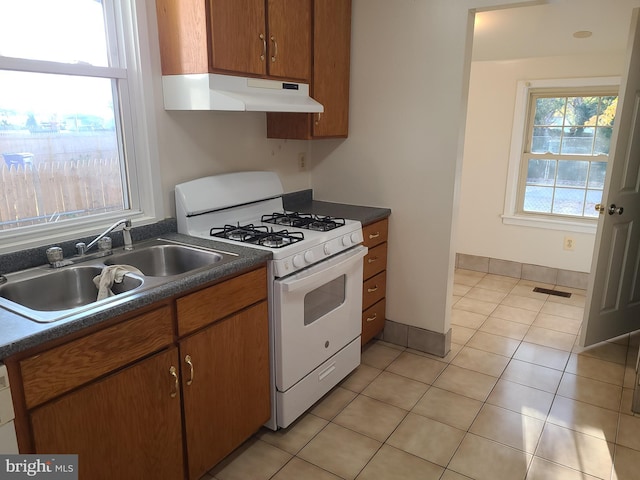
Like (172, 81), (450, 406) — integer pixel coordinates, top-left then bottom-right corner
(282, 245), (368, 293)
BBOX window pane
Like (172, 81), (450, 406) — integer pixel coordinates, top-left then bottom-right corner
(565, 97), (599, 126)
(534, 97), (565, 126)
(598, 96), (617, 122)
(0, 71), (126, 230)
(587, 161), (607, 189)
(561, 126), (594, 155)
(552, 188), (585, 215)
(526, 159), (556, 186)
(524, 186), (553, 213)
(532, 127), (561, 154)
(0, 0), (109, 66)
(584, 190), (603, 218)
(594, 127), (614, 155)
(557, 160), (588, 188)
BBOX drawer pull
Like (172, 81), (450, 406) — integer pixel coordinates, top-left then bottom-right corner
(368, 232), (380, 239)
(367, 257), (378, 264)
(366, 313), (378, 322)
(169, 366), (179, 398)
(185, 355), (194, 386)
(318, 362), (336, 381)
(270, 35), (278, 62)
(259, 33), (266, 61)
(367, 285), (378, 293)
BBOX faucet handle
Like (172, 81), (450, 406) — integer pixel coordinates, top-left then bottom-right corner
(46, 247), (71, 268)
(75, 242), (87, 255)
(97, 236), (112, 252)
(46, 247), (64, 264)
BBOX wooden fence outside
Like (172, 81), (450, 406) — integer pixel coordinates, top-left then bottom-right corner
(0, 158), (125, 230)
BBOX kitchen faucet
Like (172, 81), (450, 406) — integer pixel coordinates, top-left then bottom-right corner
(76, 219), (133, 256)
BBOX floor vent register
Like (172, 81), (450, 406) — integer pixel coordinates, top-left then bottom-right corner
(532, 287), (572, 298)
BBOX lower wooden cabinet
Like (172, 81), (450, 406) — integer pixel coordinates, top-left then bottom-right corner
(362, 298), (386, 345)
(12, 267), (270, 480)
(361, 218), (389, 345)
(30, 347), (185, 480)
(180, 301), (270, 480)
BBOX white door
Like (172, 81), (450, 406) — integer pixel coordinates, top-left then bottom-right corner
(581, 8), (640, 347)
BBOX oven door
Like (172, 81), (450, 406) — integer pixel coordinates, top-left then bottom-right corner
(273, 245), (367, 392)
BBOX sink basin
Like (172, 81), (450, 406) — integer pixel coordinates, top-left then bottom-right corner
(0, 266), (143, 312)
(105, 244), (225, 276)
(0, 238), (237, 323)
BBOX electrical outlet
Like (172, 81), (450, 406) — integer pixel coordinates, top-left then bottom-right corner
(563, 236), (575, 251)
(298, 152), (306, 171)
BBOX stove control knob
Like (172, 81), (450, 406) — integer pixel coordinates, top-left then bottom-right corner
(293, 254), (305, 268)
(304, 250), (315, 263)
(324, 244), (333, 256)
(351, 232), (361, 244)
(342, 235), (351, 247)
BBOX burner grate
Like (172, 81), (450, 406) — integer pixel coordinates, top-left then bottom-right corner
(210, 224), (304, 248)
(261, 212), (345, 231)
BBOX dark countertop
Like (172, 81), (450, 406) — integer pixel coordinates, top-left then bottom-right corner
(0, 233), (271, 359)
(283, 190), (391, 226)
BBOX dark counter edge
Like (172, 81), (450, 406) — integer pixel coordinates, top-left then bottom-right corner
(283, 189), (391, 226)
(0, 220), (271, 359)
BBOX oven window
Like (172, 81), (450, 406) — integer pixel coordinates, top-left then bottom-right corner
(304, 275), (346, 326)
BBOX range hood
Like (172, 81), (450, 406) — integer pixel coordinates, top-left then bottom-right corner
(161, 73), (324, 113)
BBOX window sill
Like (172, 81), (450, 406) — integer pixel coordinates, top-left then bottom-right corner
(501, 214), (597, 234)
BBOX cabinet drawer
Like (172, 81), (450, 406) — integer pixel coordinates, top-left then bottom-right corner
(21, 305), (174, 409)
(362, 299), (386, 345)
(363, 243), (387, 280)
(362, 271), (386, 310)
(363, 219), (388, 248)
(177, 267), (267, 336)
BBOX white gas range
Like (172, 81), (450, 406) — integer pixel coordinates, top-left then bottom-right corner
(175, 172), (367, 429)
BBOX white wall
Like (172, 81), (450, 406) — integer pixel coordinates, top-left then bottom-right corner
(309, 0), (537, 335)
(457, 53), (626, 273)
(143, 2), (312, 218)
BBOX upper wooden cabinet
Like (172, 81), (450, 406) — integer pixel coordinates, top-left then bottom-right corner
(267, 0), (352, 139)
(156, 0), (311, 82)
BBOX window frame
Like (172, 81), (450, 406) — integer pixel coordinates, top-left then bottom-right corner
(0, 0), (163, 254)
(502, 77), (620, 234)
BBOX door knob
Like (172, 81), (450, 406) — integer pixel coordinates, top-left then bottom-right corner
(595, 203), (605, 214)
(608, 204), (624, 215)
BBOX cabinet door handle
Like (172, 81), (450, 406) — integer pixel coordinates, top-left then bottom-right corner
(367, 285), (378, 293)
(315, 112), (322, 125)
(185, 354), (194, 386)
(369, 232), (380, 239)
(366, 313), (377, 322)
(259, 33), (266, 61)
(169, 366), (179, 398)
(270, 36), (278, 62)
(367, 256), (378, 264)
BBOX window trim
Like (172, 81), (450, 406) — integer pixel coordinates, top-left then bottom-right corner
(502, 76), (620, 234)
(0, 0), (163, 254)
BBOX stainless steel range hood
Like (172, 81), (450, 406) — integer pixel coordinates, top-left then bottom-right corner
(161, 73), (324, 113)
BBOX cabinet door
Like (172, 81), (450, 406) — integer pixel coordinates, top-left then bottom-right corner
(266, 0), (351, 139)
(208, 0), (267, 76)
(266, 0), (311, 81)
(180, 301), (270, 480)
(30, 348), (184, 480)
(312, 0), (351, 136)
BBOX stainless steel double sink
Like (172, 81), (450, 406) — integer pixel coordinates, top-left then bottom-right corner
(0, 238), (237, 323)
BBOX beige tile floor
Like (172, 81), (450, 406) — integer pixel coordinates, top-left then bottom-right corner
(202, 269), (640, 480)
